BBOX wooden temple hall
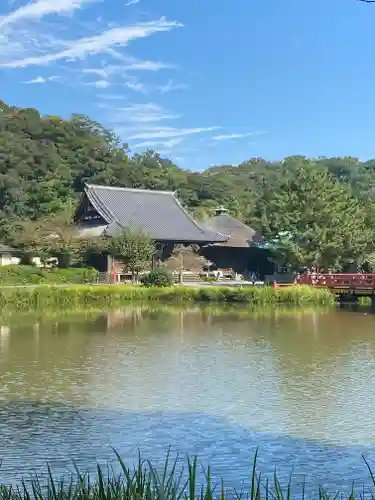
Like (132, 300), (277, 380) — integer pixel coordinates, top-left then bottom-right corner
(74, 184), (273, 278)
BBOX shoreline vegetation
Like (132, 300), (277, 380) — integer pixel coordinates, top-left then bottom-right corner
(1, 451), (375, 500)
(0, 284), (335, 310)
(0, 304), (333, 325)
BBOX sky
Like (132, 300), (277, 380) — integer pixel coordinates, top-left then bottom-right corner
(0, 0), (375, 170)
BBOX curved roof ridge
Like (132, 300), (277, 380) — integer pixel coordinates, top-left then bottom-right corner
(85, 183), (175, 196)
(171, 192), (212, 234)
(206, 211), (264, 248)
(217, 213), (252, 227)
(84, 184), (117, 224)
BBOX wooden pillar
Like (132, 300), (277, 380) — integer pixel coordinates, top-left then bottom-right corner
(154, 242), (164, 268)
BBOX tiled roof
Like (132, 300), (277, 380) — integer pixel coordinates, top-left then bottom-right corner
(0, 244), (18, 253)
(83, 184), (228, 243)
(204, 213), (265, 248)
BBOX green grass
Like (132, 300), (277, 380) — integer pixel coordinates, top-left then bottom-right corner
(0, 303), (332, 328)
(0, 450), (374, 499)
(0, 284), (335, 310)
(0, 265), (97, 285)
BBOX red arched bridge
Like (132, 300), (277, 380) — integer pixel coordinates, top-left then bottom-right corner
(296, 272), (375, 299)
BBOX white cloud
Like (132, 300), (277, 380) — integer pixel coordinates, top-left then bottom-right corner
(132, 137), (182, 149)
(94, 79), (110, 88)
(125, 0), (140, 5)
(128, 126), (220, 140)
(81, 58), (172, 80)
(127, 59), (172, 71)
(212, 131), (266, 141)
(82, 67), (109, 78)
(125, 81), (147, 93)
(110, 103), (179, 123)
(23, 75), (59, 84)
(0, 0), (98, 28)
(159, 79), (188, 94)
(1, 18), (182, 68)
(105, 101), (220, 146)
(97, 94), (127, 100)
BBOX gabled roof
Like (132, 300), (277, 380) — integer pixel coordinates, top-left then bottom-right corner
(0, 244), (18, 254)
(204, 210), (265, 248)
(80, 184), (228, 243)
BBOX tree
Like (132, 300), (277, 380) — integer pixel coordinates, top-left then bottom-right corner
(107, 228), (155, 282)
(255, 163), (374, 270)
(2, 95), (375, 269)
(166, 244), (209, 283)
(10, 210), (86, 267)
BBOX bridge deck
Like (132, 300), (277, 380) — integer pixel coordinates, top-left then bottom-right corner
(296, 273), (375, 297)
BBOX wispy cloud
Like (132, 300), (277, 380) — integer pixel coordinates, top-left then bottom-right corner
(128, 59), (172, 71)
(23, 75), (59, 84)
(158, 79), (188, 94)
(132, 137), (182, 149)
(0, 0), (98, 28)
(110, 103), (180, 123)
(94, 79), (110, 88)
(212, 131), (266, 141)
(1, 1), (215, 161)
(82, 59), (172, 79)
(97, 94), (127, 100)
(1, 18), (182, 68)
(125, 80), (147, 93)
(104, 101), (220, 147)
(128, 126), (220, 140)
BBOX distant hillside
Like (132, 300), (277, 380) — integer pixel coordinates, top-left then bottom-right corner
(0, 99), (373, 238)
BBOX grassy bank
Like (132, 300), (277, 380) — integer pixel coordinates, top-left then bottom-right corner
(0, 284), (334, 310)
(0, 452), (374, 499)
(0, 265), (97, 285)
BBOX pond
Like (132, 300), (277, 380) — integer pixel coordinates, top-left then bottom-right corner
(1, 306), (375, 494)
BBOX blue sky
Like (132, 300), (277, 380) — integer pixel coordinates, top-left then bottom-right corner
(0, 0), (374, 170)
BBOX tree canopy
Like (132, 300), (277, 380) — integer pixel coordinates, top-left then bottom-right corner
(1, 98), (375, 271)
(255, 161), (374, 270)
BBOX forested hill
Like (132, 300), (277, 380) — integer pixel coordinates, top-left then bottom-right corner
(0, 99), (374, 238)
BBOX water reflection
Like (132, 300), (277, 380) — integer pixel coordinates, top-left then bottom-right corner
(1, 307), (375, 493)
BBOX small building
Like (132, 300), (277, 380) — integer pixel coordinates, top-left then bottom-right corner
(201, 207), (274, 278)
(74, 184), (228, 272)
(0, 244), (21, 266)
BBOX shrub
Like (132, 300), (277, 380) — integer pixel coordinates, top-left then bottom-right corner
(0, 265), (97, 285)
(141, 268), (173, 287)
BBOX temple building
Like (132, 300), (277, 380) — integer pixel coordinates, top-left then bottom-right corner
(74, 184), (228, 272)
(201, 207), (274, 278)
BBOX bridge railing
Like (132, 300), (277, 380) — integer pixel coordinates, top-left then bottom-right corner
(296, 273), (375, 289)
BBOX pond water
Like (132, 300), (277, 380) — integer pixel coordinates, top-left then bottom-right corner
(1, 306), (375, 494)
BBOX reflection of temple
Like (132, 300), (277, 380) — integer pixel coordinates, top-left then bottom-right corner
(94, 309), (144, 330)
(201, 207), (274, 278)
(0, 325), (10, 353)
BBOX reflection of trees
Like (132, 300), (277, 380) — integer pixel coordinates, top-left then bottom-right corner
(1, 318), (97, 403)
(4, 306), (375, 448)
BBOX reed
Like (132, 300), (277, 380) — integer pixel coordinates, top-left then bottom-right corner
(0, 284), (335, 310)
(0, 451), (374, 500)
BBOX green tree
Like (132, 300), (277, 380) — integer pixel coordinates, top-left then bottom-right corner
(107, 228), (155, 282)
(11, 210), (85, 267)
(2, 95), (375, 263)
(166, 244), (209, 283)
(255, 163), (373, 270)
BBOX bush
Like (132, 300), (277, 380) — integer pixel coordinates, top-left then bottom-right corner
(141, 268), (173, 287)
(0, 265), (97, 285)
